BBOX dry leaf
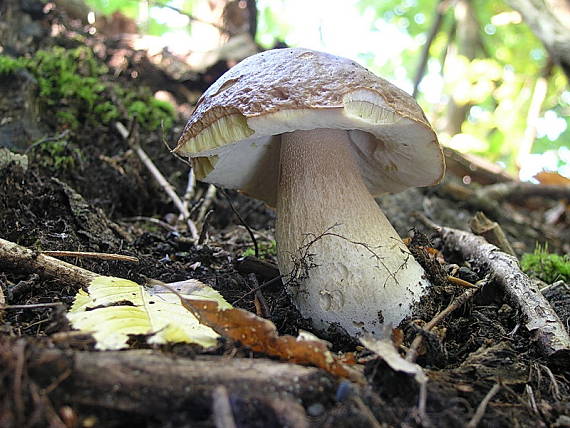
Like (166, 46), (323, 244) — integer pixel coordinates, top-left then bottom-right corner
(534, 171), (570, 186)
(360, 335), (426, 384)
(175, 294), (364, 383)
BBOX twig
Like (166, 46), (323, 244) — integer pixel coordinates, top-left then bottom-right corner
(197, 184), (217, 225)
(447, 275), (479, 288)
(212, 386), (237, 428)
(1, 303), (64, 310)
(416, 213), (570, 360)
(151, 1), (230, 34)
(122, 216), (178, 232)
(221, 189), (259, 258)
(465, 383), (501, 428)
(183, 169), (196, 214)
(406, 284), (481, 362)
(0, 237), (98, 289)
(232, 275), (284, 305)
(24, 130), (70, 154)
(198, 210), (214, 245)
(115, 121), (199, 240)
(41, 251), (139, 263)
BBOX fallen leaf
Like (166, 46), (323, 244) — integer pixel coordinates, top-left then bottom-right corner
(67, 276), (229, 350)
(535, 171), (570, 186)
(360, 335), (426, 384)
(174, 292), (364, 383)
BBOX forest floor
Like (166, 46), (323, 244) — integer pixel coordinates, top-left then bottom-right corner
(1, 2), (569, 427)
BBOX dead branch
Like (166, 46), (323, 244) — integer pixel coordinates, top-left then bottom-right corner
(0, 237), (98, 290)
(417, 215), (570, 361)
(476, 182), (570, 202)
(15, 345), (336, 417)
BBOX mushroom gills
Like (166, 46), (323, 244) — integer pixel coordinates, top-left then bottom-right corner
(276, 128), (429, 337)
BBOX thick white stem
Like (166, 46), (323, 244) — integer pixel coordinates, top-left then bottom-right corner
(276, 129), (429, 337)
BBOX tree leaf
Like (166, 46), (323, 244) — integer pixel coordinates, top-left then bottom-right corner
(67, 276), (228, 350)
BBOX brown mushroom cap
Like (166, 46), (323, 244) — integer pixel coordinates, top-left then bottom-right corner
(175, 47), (445, 206)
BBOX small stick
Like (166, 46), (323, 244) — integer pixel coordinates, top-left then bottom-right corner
(198, 210), (214, 245)
(221, 189), (259, 258)
(115, 122), (199, 240)
(123, 216), (178, 232)
(1, 302), (64, 310)
(447, 275), (479, 288)
(465, 383), (501, 428)
(196, 184), (217, 225)
(406, 285), (481, 362)
(41, 251), (139, 263)
(0, 237), (98, 289)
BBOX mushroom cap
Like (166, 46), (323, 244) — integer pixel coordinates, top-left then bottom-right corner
(175, 47), (444, 206)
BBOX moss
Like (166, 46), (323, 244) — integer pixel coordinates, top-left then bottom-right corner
(521, 245), (570, 283)
(0, 47), (175, 132)
(0, 55), (27, 74)
(35, 139), (83, 172)
(242, 240), (277, 259)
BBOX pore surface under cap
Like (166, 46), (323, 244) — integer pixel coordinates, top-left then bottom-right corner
(175, 48), (444, 206)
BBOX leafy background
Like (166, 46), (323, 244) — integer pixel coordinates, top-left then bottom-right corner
(85, 0), (570, 178)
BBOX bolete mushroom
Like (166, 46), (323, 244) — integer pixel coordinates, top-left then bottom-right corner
(174, 48), (444, 337)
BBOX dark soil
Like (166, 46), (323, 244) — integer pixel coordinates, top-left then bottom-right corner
(1, 2), (569, 427)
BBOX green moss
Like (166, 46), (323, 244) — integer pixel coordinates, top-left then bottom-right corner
(242, 240), (277, 259)
(0, 47), (175, 131)
(0, 55), (27, 74)
(521, 245), (570, 283)
(36, 139), (83, 172)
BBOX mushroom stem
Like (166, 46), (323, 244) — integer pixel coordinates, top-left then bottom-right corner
(276, 128), (429, 337)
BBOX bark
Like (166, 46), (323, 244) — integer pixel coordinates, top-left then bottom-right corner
(506, 0), (570, 79)
(22, 347), (334, 419)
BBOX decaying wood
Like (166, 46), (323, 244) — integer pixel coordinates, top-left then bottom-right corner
(443, 147), (515, 185)
(419, 216), (570, 361)
(476, 182), (570, 202)
(0, 237), (97, 290)
(21, 346), (335, 417)
(470, 211), (516, 256)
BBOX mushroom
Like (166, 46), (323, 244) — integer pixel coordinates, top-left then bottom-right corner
(174, 48), (444, 337)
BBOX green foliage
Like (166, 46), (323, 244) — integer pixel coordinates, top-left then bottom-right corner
(0, 55), (27, 74)
(242, 240), (277, 258)
(36, 139), (83, 172)
(0, 46), (175, 132)
(521, 245), (570, 283)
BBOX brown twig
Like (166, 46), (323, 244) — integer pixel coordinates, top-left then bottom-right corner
(221, 189), (259, 258)
(41, 251), (138, 263)
(447, 275), (479, 288)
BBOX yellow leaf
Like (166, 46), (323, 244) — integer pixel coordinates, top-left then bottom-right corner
(67, 276), (229, 350)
